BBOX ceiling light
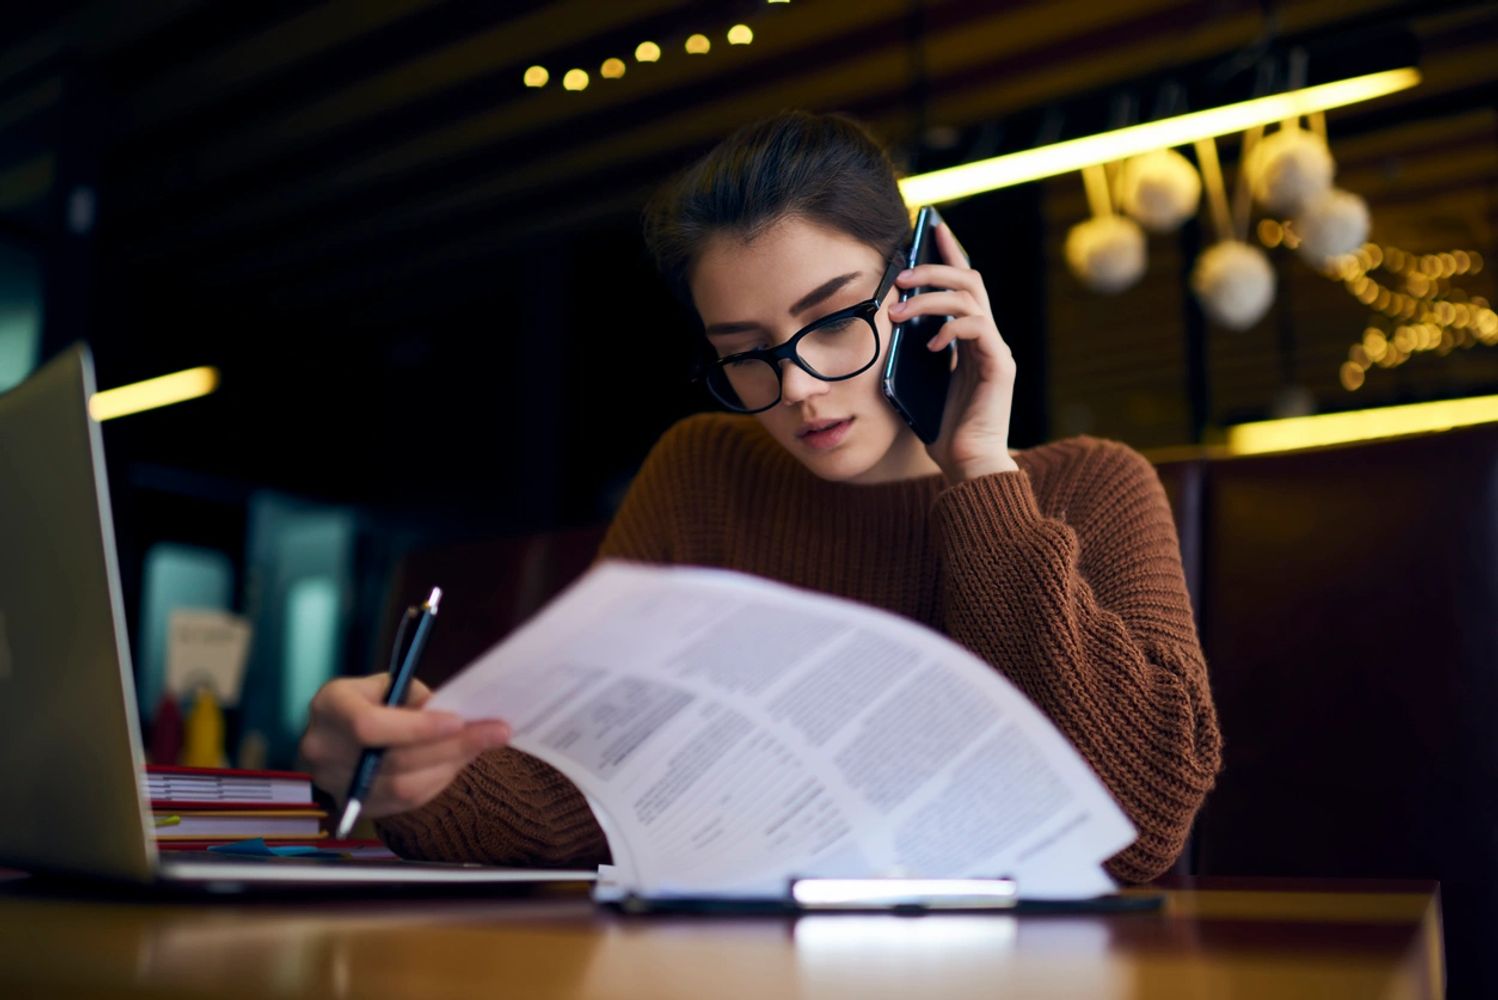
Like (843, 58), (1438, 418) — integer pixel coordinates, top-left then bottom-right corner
(1225, 392), (1498, 455)
(522, 66), (548, 88)
(89, 367), (220, 422)
(635, 41), (661, 63)
(562, 69), (589, 92)
(685, 34), (711, 55)
(898, 68), (1421, 206)
(601, 58), (626, 80)
(728, 25), (754, 45)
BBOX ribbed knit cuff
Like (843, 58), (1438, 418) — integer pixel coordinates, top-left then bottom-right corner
(373, 778), (475, 863)
(931, 468), (1050, 543)
(374, 749), (610, 868)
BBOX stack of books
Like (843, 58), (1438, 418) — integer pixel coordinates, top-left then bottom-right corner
(147, 764), (328, 848)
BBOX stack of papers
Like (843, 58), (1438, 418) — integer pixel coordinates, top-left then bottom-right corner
(431, 562), (1135, 902)
(146, 765), (313, 805)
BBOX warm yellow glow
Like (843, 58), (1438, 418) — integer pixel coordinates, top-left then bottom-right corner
(523, 65), (548, 88)
(898, 68), (1421, 205)
(728, 24), (754, 45)
(1225, 394), (1498, 455)
(600, 57), (626, 79)
(635, 41), (661, 62)
(89, 367), (219, 422)
(685, 33), (711, 55)
(562, 69), (589, 92)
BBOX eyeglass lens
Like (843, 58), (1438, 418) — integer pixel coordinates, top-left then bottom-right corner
(708, 313), (879, 412)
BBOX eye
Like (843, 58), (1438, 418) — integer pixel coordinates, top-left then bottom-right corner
(814, 316), (860, 335)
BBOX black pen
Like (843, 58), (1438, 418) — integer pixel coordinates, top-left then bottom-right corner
(334, 586), (442, 839)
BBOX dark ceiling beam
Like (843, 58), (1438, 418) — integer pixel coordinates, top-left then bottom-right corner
(202, 2), (1498, 319)
(117, 0), (704, 206)
(127, 0), (1156, 270)
(116, 0), (449, 135)
(0, 76), (63, 133)
(117, 0), (923, 250)
(0, 156), (53, 212)
(92, 0), (1498, 326)
(0, 0), (202, 91)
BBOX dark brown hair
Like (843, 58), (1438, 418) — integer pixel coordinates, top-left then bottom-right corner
(642, 110), (911, 310)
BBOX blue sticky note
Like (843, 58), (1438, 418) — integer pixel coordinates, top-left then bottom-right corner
(207, 838), (345, 859)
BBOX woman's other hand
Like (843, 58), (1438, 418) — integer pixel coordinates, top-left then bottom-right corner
(889, 220), (1020, 482)
(298, 673), (512, 818)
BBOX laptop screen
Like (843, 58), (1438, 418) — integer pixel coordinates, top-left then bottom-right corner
(0, 345), (158, 881)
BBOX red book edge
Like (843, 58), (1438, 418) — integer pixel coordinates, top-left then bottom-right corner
(146, 764), (311, 781)
(157, 839), (389, 851)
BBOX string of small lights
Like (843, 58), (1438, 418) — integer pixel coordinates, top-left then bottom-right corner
(1256, 220), (1495, 392)
(522, 15), (766, 95)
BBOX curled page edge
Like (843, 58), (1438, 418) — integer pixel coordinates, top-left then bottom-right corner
(585, 794), (637, 902)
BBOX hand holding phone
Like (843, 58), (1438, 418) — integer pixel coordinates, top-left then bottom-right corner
(881, 206), (955, 444)
(885, 209), (1021, 481)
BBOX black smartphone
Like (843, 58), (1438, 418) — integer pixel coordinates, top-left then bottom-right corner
(881, 205), (955, 444)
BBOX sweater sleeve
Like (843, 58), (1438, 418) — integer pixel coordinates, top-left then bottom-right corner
(374, 747), (611, 867)
(375, 419), (709, 865)
(929, 439), (1222, 884)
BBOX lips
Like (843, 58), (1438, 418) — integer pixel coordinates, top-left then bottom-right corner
(797, 417), (849, 438)
(796, 416), (854, 451)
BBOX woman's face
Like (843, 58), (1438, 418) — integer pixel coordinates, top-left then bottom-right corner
(690, 217), (939, 484)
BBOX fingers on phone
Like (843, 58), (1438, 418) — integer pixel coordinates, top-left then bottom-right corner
(936, 222), (971, 267)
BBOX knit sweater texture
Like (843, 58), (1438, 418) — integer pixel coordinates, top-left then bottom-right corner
(377, 413), (1223, 884)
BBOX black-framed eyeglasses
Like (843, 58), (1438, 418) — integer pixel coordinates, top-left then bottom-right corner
(696, 255), (903, 414)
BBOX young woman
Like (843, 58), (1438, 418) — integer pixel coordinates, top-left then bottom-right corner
(300, 112), (1221, 883)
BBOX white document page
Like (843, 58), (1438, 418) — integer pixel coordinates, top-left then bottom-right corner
(429, 562), (1136, 899)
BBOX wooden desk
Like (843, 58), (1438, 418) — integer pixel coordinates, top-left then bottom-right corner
(0, 875), (1442, 999)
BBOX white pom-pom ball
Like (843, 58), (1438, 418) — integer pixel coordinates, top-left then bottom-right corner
(1294, 187), (1370, 265)
(1190, 240), (1276, 330)
(1244, 127), (1335, 216)
(1120, 149), (1201, 232)
(1064, 215), (1146, 293)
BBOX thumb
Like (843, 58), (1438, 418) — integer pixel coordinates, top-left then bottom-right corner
(406, 678), (436, 708)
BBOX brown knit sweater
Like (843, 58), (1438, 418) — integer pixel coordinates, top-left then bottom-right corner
(377, 413), (1222, 884)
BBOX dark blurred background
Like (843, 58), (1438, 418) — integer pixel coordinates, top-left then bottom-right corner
(2, 0), (1494, 760)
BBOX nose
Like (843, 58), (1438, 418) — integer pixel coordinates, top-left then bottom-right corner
(778, 359), (829, 407)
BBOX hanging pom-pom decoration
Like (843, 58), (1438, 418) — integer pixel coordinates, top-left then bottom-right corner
(1065, 216), (1147, 293)
(1190, 240), (1276, 330)
(1244, 125), (1335, 217)
(1293, 187), (1370, 266)
(1064, 163), (1147, 293)
(1120, 149), (1201, 233)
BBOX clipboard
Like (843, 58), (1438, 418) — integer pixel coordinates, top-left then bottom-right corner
(608, 877), (1165, 915)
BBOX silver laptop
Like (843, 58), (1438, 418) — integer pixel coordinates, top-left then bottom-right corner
(0, 345), (594, 891)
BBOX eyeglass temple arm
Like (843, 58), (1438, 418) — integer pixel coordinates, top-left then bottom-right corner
(876, 254), (904, 303)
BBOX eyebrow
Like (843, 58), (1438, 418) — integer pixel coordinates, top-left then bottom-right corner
(703, 271), (863, 338)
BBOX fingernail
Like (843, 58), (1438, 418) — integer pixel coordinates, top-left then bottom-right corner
(486, 723), (512, 746)
(900, 269), (914, 279)
(926, 336), (942, 350)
